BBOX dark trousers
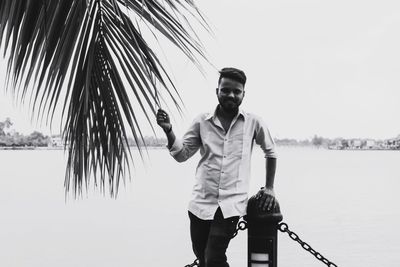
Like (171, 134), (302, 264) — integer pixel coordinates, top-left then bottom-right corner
(188, 208), (239, 267)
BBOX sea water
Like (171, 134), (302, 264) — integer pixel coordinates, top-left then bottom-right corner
(0, 147), (399, 266)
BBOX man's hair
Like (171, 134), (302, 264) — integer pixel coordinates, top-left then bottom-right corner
(218, 67), (247, 86)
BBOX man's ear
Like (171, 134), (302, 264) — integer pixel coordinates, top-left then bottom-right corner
(215, 88), (219, 95)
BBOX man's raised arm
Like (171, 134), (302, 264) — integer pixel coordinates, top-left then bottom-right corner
(156, 109), (176, 149)
(156, 109), (201, 162)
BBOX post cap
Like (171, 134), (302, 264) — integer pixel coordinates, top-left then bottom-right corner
(246, 195), (283, 222)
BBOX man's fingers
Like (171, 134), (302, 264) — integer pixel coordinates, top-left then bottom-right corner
(264, 197), (271, 211)
(157, 109), (169, 117)
(257, 193), (266, 209)
(258, 192), (273, 211)
(257, 191), (277, 212)
(262, 195), (275, 211)
(255, 190), (263, 200)
(156, 111), (169, 124)
(157, 112), (167, 118)
(156, 116), (165, 123)
(157, 111), (170, 124)
(266, 197), (275, 211)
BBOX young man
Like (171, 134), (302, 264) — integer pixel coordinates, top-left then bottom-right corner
(157, 67), (277, 267)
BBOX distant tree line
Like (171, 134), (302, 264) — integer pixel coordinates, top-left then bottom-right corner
(0, 118), (51, 147)
(127, 135), (328, 148)
(275, 135), (363, 148)
(274, 138), (312, 146)
(277, 134), (400, 150)
(127, 136), (167, 147)
(1, 117), (398, 149)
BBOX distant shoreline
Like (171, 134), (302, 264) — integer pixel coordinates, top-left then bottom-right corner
(0, 145), (398, 151)
(0, 146), (63, 150)
(0, 146), (167, 150)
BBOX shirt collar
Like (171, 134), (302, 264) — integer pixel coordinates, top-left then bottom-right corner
(205, 105), (246, 121)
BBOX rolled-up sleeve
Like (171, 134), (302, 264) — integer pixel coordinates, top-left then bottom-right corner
(169, 116), (202, 162)
(255, 117), (277, 158)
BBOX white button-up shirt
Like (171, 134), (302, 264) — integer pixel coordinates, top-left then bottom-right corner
(169, 107), (277, 220)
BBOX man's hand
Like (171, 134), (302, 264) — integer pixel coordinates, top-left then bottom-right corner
(156, 109), (172, 132)
(256, 187), (276, 211)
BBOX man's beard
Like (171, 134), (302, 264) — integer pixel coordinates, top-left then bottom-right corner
(218, 98), (241, 113)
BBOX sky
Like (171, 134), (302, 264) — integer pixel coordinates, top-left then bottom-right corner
(1, 0), (400, 140)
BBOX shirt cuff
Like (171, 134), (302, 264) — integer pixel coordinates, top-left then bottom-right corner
(265, 152), (278, 159)
(264, 148), (278, 158)
(168, 138), (183, 157)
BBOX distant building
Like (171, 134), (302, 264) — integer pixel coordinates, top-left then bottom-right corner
(375, 140), (384, 149)
(328, 139), (344, 149)
(394, 138), (400, 149)
(364, 139), (376, 149)
(51, 135), (63, 147)
(384, 138), (400, 149)
(350, 139), (362, 149)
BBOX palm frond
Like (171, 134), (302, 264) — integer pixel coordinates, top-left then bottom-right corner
(0, 0), (209, 197)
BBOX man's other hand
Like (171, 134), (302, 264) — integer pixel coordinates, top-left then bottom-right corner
(256, 187), (276, 211)
(157, 109), (172, 132)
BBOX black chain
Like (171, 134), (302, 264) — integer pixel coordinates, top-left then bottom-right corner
(185, 220), (337, 267)
(184, 259), (199, 267)
(278, 222), (338, 267)
(232, 219), (248, 238)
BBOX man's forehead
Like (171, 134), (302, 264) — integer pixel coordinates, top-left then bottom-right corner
(219, 77), (244, 89)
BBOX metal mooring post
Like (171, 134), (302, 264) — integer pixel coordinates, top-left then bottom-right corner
(246, 195), (283, 267)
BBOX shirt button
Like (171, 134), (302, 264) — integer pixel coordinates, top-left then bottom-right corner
(223, 155), (226, 158)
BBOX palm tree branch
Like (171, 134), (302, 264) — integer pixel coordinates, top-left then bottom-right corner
(0, 0), (210, 197)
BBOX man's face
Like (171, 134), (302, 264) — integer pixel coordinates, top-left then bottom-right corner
(216, 77), (245, 112)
